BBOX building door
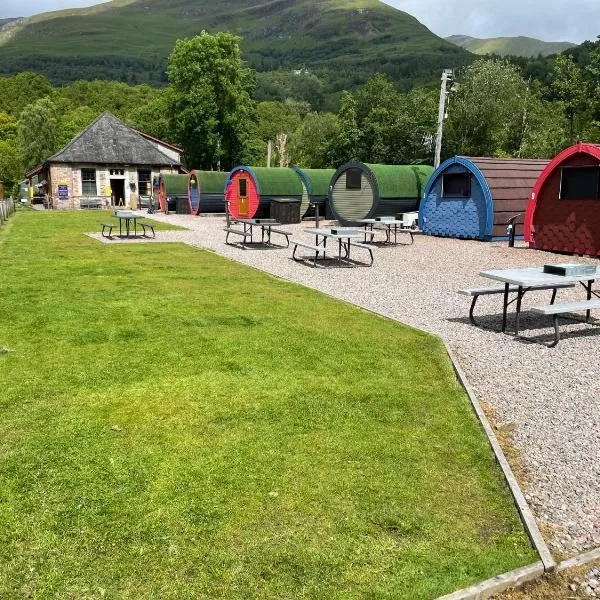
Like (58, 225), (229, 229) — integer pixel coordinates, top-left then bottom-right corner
(238, 177), (249, 217)
(110, 179), (125, 207)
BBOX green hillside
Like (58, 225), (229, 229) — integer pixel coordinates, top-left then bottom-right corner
(0, 0), (472, 90)
(446, 34), (576, 57)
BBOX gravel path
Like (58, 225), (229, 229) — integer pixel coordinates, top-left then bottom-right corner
(130, 214), (600, 556)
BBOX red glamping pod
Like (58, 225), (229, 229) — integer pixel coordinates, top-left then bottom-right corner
(525, 143), (600, 256)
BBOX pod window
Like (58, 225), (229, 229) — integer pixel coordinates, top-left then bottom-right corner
(560, 166), (600, 200)
(346, 169), (362, 190)
(442, 173), (471, 198)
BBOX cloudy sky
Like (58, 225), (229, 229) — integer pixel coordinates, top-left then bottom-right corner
(1, 0), (598, 44)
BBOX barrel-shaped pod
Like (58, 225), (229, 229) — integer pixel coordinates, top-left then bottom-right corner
(158, 173), (189, 214)
(525, 143), (600, 255)
(329, 162), (434, 224)
(224, 167), (303, 220)
(420, 157), (549, 241)
(292, 168), (336, 218)
(188, 170), (229, 215)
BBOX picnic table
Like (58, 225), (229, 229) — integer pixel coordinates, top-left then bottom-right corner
(114, 210), (143, 238)
(292, 227), (373, 267)
(467, 265), (600, 345)
(356, 218), (414, 245)
(224, 218), (290, 247)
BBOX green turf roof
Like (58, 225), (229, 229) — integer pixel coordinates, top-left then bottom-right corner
(365, 164), (434, 199)
(161, 174), (188, 196)
(293, 168), (336, 196)
(243, 167), (303, 197)
(193, 170), (228, 194)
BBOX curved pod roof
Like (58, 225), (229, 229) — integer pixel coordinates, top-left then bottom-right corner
(188, 170), (228, 215)
(524, 143), (600, 253)
(420, 156), (548, 240)
(329, 162), (433, 223)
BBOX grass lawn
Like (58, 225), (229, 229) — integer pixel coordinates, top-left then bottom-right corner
(0, 211), (537, 599)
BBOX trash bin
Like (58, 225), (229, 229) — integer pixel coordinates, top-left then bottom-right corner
(175, 196), (190, 214)
(270, 198), (301, 224)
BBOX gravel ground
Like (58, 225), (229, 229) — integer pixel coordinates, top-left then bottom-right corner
(122, 213), (600, 556)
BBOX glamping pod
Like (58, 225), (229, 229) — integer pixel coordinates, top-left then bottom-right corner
(292, 168), (336, 218)
(187, 170), (229, 215)
(328, 162), (434, 224)
(224, 167), (303, 220)
(525, 143), (600, 255)
(420, 157), (549, 240)
(158, 174), (189, 214)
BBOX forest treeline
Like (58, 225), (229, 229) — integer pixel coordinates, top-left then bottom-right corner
(1, 32), (599, 197)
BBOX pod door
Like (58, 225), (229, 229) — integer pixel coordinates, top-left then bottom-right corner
(238, 177), (249, 217)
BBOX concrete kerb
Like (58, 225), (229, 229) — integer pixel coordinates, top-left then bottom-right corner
(557, 546), (600, 572)
(442, 340), (556, 574)
(436, 562), (544, 600)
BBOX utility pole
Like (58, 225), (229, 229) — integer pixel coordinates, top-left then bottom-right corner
(267, 140), (272, 168)
(435, 69), (453, 169)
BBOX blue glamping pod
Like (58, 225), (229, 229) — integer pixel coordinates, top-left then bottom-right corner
(419, 156), (549, 240)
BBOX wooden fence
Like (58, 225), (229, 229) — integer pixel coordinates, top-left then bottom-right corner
(0, 199), (16, 229)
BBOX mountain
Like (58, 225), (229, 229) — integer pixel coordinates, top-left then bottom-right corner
(446, 34), (576, 58)
(0, 0), (472, 92)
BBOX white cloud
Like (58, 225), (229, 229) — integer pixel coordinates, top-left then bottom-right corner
(385, 0), (599, 44)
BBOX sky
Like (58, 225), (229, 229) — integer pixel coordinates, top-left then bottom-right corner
(1, 0), (598, 44)
(388, 0), (599, 44)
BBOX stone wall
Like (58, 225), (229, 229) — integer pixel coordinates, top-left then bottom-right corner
(48, 164), (179, 210)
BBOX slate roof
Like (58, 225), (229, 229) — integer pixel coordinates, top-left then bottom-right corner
(48, 112), (180, 167)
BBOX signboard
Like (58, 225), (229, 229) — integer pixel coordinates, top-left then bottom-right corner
(57, 184), (69, 201)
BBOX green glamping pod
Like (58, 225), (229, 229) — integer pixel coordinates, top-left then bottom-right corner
(328, 162), (434, 224)
(292, 168), (336, 219)
(158, 173), (188, 214)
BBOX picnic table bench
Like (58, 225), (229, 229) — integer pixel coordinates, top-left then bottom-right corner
(293, 228), (374, 267)
(138, 222), (155, 238)
(101, 222), (116, 238)
(531, 300), (600, 346)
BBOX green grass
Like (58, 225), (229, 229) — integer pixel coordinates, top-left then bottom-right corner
(0, 211), (536, 599)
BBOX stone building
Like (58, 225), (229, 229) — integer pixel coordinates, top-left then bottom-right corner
(26, 112), (182, 210)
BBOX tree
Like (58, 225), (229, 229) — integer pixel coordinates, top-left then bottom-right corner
(166, 31), (256, 170)
(18, 98), (61, 171)
(288, 112), (339, 168)
(0, 72), (53, 117)
(330, 92), (360, 165)
(0, 140), (22, 190)
(443, 59), (530, 158)
(549, 55), (585, 141)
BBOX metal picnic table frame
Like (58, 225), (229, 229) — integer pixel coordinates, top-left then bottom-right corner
(304, 227), (363, 265)
(480, 266), (600, 336)
(356, 218), (414, 245)
(233, 218), (290, 247)
(114, 211), (142, 238)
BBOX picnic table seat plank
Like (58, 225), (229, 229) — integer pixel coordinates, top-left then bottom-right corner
(530, 299), (600, 347)
(138, 222), (156, 238)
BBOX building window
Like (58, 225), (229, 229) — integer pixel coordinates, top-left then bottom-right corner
(238, 178), (247, 197)
(81, 169), (97, 196)
(560, 167), (600, 200)
(138, 170), (152, 196)
(442, 173), (471, 198)
(346, 168), (362, 190)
